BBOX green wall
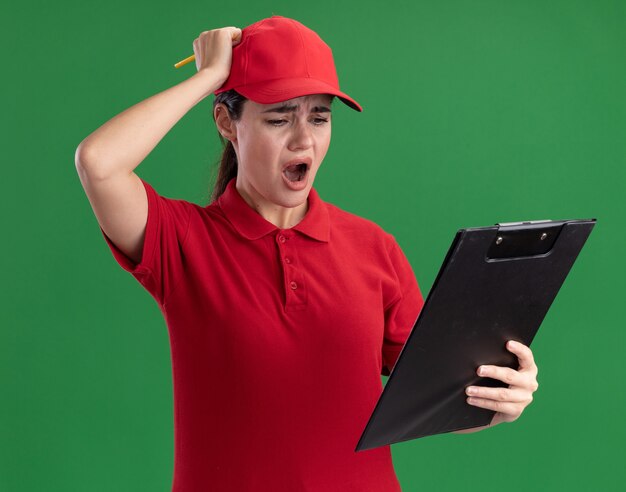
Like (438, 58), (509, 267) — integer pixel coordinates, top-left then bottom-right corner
(2, 0), (624, 490)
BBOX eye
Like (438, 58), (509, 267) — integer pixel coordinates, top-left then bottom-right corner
(267, 119), (287, 126)
(313, 117), (329, 125)
(266, 118), (329, 127)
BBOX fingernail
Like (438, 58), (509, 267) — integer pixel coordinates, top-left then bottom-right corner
(467, 387), (475, 395)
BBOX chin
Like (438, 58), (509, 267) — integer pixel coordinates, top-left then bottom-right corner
(278, 186), (310, 205)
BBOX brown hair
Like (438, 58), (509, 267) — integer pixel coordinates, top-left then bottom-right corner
(209, 89), (248, 204)
(209, 90), (336, 204)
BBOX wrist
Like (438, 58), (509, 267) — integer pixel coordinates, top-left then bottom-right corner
(194, 69), (227, 95)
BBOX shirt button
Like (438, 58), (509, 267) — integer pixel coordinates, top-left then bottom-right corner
(290, 281), (298, 290)
(284, 257), (291, 264)
(278, 235), (286, 243)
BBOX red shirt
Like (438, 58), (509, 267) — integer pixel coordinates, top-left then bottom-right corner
(100, 176), (424, 491)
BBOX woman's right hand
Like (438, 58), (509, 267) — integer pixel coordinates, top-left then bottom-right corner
(193, 27), (242, 87)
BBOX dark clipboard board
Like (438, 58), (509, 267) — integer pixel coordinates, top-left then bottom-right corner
(356, 218), (596, 452)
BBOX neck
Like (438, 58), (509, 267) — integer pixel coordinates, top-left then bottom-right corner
(235, 178), (309, 229)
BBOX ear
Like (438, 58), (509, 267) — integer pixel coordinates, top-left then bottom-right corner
(214, 103), (238, 143)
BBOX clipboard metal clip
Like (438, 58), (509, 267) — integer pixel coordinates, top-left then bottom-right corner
(496, 219), (552, 227)
(489, 220), (561, 260)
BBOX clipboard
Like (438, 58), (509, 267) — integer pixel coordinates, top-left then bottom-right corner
(356, 218), (596, 452)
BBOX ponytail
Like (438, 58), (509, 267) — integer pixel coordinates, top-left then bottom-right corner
(209, 89), (248, 204)
(211, 137), (238, 204)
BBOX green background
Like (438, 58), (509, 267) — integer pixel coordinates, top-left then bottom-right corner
(2, 0), (624, 490)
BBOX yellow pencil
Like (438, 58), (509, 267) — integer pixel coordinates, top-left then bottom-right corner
(174, 54), (195, 69)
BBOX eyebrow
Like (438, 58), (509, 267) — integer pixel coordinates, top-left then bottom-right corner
(261, 104), (332, 114)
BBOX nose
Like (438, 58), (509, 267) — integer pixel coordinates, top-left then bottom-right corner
(287, 118), (314, 151)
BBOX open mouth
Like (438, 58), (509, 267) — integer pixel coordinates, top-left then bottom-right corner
(283, 163), (309, 182)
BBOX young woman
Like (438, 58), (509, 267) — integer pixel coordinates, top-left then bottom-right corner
(75, 15), (539, 492)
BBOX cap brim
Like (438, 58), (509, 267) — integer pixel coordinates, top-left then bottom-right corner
(227, 77), (363, 112)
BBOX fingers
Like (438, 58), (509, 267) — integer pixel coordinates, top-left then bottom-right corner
(466, 341), (540, 425)
(476, 340), (539, 387)
(466, 385), (532, 403)
(477, 364), (524, 386)
(466, 396), (524, 419)
(229, 27), (243, 44)
(506, 340), (538, 374)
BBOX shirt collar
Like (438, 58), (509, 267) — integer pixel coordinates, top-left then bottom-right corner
(217, 177), (330, 242)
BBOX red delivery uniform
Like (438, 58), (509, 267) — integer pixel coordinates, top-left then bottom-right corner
(101, 176), (424, 491)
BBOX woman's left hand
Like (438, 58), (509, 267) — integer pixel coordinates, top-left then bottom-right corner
(465, 339), (539, 426)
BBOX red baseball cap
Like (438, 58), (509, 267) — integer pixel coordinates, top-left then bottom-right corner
(214, 15), (363, 112)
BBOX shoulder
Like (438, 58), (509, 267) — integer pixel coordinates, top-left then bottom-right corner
(324, 201), (397, 252)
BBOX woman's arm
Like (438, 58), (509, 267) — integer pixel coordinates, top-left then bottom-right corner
(76, 26), (241, 178)
(74, 28), (241, 277)
(76, 69), (220, 178)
